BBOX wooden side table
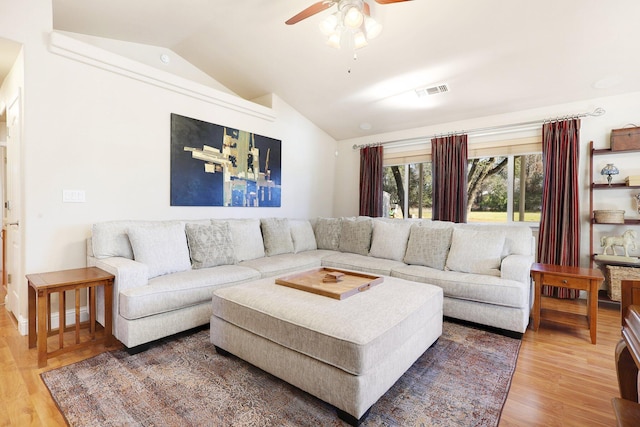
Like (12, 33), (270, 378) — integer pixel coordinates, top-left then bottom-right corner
(530, 262), (604, 344)
(27, 267), (115, 367)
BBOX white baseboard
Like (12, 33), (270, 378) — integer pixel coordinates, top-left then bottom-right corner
(17, 307), (90, 336)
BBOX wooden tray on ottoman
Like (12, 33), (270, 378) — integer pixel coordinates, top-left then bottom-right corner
(275, 268), (383, 300)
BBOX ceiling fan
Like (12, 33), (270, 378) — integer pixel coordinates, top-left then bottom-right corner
(286, 0), (411, 49)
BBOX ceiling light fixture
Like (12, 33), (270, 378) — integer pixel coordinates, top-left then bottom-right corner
(319, 0), (382, 50)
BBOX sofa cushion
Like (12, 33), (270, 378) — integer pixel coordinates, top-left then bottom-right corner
(368, 219), (412, 261)
(338, 217), (373, 256)
(322, 252), (406, 276)
(314, 217), (341, 250)
(404, 225), (453, 270)
(445, 228), (505, 276)
(391, 264), (528, 308)
(289, 219), (317, 253)
(119, 265), (260, 320)
(127, 222), (192, 279)
(224, 219), (265, 262)
(261, 218), (294, 256)
(462, 223), (533, 256)
(239, 253), (324, 277)
(185, 222), (236, 269)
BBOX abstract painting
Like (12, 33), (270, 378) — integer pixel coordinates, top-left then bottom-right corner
(170, 113), (281, 207)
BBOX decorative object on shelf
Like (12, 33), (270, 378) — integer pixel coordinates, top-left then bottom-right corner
(635, 193), (640, 214)
(593, 209), (625, 224)
(605, 265), (640, 302)
(601, 163), (619, 186)
(611, 125), (640, 151)
(600, 229), (638, 257)
(627, 175), (640, 186)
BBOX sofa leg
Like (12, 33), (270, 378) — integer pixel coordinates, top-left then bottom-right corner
(337, 407), (370, 426)
(126, 343), (150, 355)
(214, 345), (232, 357)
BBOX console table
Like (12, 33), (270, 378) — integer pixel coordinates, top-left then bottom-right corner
(530, 263), (603, 344)
(27, 267), (114, 367)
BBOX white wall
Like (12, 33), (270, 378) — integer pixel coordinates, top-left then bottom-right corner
(336, 91), (640, 267)
(0, 0), (337, 330)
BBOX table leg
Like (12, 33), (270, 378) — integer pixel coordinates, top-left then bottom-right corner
(89, 285), (96, 338)
(59, 291), (65, 349)
(589, 279), (598, 344)
(28, 283), (36, 348)
(104, 281), (114, 347)
(531, 273), (542, 331)
(75, 289), (81, 344)
(37, 289), (48, 368)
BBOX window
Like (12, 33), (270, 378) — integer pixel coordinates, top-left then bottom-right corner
(383, 162), (432, 219)
(383, 153), (542, 223)
(467, 154), (543, 223)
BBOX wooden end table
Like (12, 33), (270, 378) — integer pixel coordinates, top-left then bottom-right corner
(530, 262), (604, 344)
(27, 267), (115, 367)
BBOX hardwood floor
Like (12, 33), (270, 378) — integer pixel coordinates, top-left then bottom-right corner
(0, 290), (622, 426)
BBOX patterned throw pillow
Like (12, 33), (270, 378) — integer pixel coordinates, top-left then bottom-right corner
(404, 225), (453, 270)
(314, 218), (341, 250)
(127, 222), (192, 279)
(185, 222), (237, 269)
(338, 217), (373, 256)
(445, 228), (506, 276)
(261, 218), (294, 256)
(368, 219), (412, 261)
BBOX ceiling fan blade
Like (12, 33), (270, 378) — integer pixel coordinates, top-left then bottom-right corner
(375, 0), (411, 4)
(285, 1), (334, 25)
(363, 2), (371, 16)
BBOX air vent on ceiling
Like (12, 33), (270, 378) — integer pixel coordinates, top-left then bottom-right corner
(415, 84), (449, 98)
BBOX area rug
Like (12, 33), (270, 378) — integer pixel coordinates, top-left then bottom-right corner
(41, 321), (520, 427)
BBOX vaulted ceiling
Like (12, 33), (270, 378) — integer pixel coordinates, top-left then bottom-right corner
(8, 1), (640, 139)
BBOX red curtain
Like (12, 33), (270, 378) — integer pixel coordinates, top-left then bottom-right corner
(431, 135), (468, 223)
(538, 119), (581, 298)
(359, 145), (384, 217)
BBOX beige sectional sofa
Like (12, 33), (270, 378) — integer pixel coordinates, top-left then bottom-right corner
(87, 216), (535, 349)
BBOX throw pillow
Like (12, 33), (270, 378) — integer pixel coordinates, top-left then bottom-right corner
(404, 225), (453, 270)
(261, 218), (295, 256)
(185, 222), (236, 269)
(289, 219), (317, 253)
(368, 219), (412, 261)
(127, 222), (191, 279)
(445, 228), (506, 276)
(314, 217), (341, 250)
(91, 220), (152, 259)
(338, 217), (373, 256)
(224, 219), (265, 262)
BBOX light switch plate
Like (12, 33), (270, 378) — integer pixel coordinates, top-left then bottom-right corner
(63, 190), (86, 203)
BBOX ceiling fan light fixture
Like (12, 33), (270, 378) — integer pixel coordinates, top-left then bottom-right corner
(343, 5), (364, 29)
(353, 31), (368, 49)
(327, 31), (342, 49)
(319, 13), (339, 35)
(364, 16), (382, 39)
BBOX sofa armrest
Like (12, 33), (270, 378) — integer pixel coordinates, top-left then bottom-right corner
(94, 256), (149, 292)
(92, 256), (148, 327)
(501, 254), (534, 284)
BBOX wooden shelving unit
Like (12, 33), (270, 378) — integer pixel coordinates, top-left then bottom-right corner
(589, 141), (640, 303)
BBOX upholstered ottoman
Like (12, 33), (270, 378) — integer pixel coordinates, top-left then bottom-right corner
(210, 272), (443, 425)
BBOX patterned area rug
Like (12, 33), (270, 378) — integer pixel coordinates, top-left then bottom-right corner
(41, 321), (520, 426)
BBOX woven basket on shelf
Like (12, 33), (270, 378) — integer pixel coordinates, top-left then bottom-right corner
(605, 265), (640, 302)
(594, 210), (625, 224)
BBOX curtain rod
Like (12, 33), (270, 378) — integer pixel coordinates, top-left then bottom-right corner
(352, 107), (606, 150)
